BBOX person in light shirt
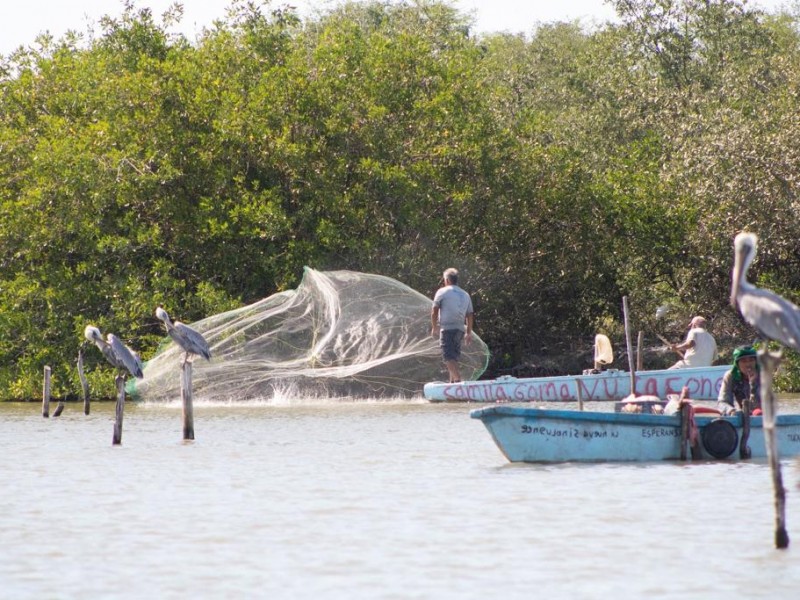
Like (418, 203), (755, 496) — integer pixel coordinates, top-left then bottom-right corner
(668, 316), (718, 369)
(431, 268), (473, 383)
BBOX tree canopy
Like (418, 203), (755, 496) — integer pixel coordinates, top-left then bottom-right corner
(3, 0), (800, 399)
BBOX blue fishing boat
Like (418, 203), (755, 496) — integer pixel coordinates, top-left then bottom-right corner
(470, 405), (800, 462)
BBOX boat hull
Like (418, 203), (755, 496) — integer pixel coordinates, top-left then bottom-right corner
(470, 405), (800, 462)
(424, 365), (729, 403)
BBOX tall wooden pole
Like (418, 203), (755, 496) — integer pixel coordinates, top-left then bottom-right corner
(636, 330), (644, 371)
(112, 375), (125, 446)
(622, 296), (636, 397)
(181, 360), (195, 441)
(77, 349), (90, 415)
(758, 349), (789, 549)
(740, 397), (751, 459)
(42, 366), (51, 418)
(679, 402), (689, 461)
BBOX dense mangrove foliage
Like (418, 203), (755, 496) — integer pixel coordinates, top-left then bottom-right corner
(3, 0), (800, 399)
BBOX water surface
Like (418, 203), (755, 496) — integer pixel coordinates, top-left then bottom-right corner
(1, 399), (799, 599)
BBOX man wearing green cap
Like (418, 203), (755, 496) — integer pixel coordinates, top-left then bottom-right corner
(716, 346), (760, 416)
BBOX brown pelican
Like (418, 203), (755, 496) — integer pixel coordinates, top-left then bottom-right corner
(84, 325), (144, 379)
(730, 232), (800, 352)
(730, 231), (792, 549)
(155, 306), (212, 362)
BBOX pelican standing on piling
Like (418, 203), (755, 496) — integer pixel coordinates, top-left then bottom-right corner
(84, 325), (144, 379)
(730, 231), (793, 549)
(155, 306), (212, 363)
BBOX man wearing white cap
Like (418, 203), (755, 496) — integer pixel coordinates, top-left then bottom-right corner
(668, 316), (718, 369)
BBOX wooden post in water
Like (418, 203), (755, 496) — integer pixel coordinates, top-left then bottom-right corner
(53, 398), (65, 417)
(679, 402), (689, 461)
(77, 349), (90, 415)
(112, 375), (125, 446)
(740, 396), (752, 459)
(690, 420), (702, 460)
(181, 360), (195, 441)
(622, 296), (636, 397)
(42, 366), (51, 418)
(757, 349), (789, 549)
(576, 378), (584, 412)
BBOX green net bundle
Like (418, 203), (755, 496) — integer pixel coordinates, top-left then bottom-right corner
(131, 268), (489, 401)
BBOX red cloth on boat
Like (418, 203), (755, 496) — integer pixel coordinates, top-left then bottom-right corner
(679, 400), (699, 446)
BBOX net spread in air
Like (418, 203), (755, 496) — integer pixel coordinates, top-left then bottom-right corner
(131, 268), (490, 401)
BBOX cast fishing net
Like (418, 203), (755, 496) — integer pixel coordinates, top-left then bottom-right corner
(131, 268), (490, 401)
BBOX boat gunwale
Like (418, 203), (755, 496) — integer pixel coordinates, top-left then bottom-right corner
(469, 405), (800, 427)
(428, 364), (730, 388)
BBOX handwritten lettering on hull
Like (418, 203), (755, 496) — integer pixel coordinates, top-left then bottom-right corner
(442, 372), (725, 402)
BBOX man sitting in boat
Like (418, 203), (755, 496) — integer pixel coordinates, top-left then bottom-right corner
(667, 316), (718, 369)
(716, 345), (761, 416)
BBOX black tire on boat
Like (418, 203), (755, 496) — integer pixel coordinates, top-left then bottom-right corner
(701, 419), (739, 459)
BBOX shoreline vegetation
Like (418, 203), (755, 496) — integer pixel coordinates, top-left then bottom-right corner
(3, 0), (800, 401)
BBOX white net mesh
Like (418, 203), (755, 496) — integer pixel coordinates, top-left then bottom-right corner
(131, 268), (490, 401)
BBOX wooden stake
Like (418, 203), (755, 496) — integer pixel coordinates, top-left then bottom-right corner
(77, 349), (90, 415)
(112, 375), (125, 446)
(680, 402), (689, 461)
(53, 399), (65, 417)
(690, 420), (702, 460)
(181, 359), (195, 441)
(757, 349), (789, 549)
(740, 396), (751, 459)
(622, 296), (636, 396)
(42, 366), (51, 418)
(636, 330), (643, 371)
(576, 378), (584, 412)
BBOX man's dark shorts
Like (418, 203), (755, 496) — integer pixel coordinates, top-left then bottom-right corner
(440, 329), (465, 361)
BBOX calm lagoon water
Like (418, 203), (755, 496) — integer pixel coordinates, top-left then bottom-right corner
(2, 398), (800, 599)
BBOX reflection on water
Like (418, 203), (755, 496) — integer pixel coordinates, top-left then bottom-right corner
(1, 399), (800, 599)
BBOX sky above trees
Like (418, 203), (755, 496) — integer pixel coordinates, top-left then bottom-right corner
(2, 0), (788, 56)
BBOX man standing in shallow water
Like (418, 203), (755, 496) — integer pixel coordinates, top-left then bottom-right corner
(431, 268), (473, 383)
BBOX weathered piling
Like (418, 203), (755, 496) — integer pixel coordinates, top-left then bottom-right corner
(112, 375), (125, 446)
(636, 330), (644, 371)
(690, 420), (702, 459)
(53, 399), (65, 417)
(622, 297), (636, 396)
(757, 349), (789, 549)
(679, 401), (702, 460)
(680, 403), (689, 461)
(42, 366), (51, 418)
(181, 361), (195, 441)
(77, 349), (90, 415)
(740, 397), (751, 459)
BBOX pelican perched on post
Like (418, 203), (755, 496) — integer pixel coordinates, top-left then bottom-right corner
(155, 306), (212, 363)
(730, 231), (793, 549)
(730, 232), (800, 351)
(84, 325), (144, 379)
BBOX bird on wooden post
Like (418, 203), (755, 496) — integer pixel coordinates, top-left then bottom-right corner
(154, 306), (212, 364)
(730, 231), (793, 550)
(731, 231), (800, 351)
(84, 325), (144, 379)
